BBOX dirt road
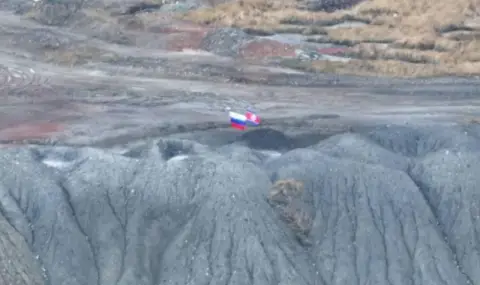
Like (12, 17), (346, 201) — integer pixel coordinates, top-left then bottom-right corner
(0, 8), (479, 147)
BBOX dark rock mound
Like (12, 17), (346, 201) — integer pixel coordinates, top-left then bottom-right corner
(409, 149), (480, 285)
(200, 28), (253, 57)
(0, 0), (37, 14)
(0, 213), (45, 285)
(299, 0), (364, 12)
(310, 132), (411, 170)
(26, 0), (85, 26)
(0, 123), (479, 285)
(123, 138), (209, 159)
(122, 2), (161, 15)
(366, 124), (480, 157)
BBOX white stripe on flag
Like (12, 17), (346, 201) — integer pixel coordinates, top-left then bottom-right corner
(229, 111), (246, 121)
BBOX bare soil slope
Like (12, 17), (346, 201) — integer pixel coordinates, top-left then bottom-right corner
(2, 125), (480, 285)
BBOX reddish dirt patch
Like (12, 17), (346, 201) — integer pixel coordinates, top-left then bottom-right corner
(239, 39), (296, 59)
(148, 26), (181, 34)
(0, 122), (63, 141)
(166, 30), (209, 51)
(148, 23), (211, 34)
(317, 47), (350, 55)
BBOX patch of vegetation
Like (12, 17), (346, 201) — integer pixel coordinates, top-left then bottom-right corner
(268, 179), (313, 245)
(43, 46), (117, 66)
(269, 179), (304, 204)
(303, 59), (480, 78)
(181, 0), (347, 30)
(181, 0), (480, 77)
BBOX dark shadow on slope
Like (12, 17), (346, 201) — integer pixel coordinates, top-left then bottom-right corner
(237, 128), (340, 151)
(30, 146), (81, 164)
(122, 2), (161, 15)
(298, 0), (365, 12)
(156, 139), (208, 160)
(123, 138), (208, 159)
(239, 128), (293, 151)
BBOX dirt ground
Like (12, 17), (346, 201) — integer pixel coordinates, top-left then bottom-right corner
(1, 2), (480, 285)
(0, 3), (479, 146)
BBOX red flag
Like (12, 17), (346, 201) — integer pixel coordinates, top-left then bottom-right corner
(245, 111), (260, 125)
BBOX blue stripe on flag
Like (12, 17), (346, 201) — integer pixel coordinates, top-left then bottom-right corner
(230, 118), (246, 126)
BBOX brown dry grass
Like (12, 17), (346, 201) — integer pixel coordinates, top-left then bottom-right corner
(269, 179), (304, 204)
(281, 204), (312, 235)
(354, 0), (478, 33)
(283, 58), (480, 78)
(323, 0), (480, 75)
(182, 0), (348, 31)
(182, 0), (480, 77)
(268, 179), (312, 237)
(43, 46), (116, 66)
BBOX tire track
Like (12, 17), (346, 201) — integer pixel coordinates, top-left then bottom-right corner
(0, 64), (50, 93)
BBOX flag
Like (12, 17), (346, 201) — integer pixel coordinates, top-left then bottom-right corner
(229, 111), (247, 130)
(245, 111), (260, 125)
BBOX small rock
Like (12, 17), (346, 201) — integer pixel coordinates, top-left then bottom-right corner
(200, 27), (253, 57)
